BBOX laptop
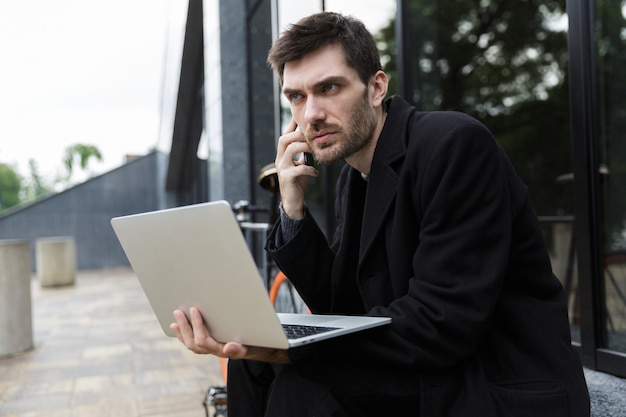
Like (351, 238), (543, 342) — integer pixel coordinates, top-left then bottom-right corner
(110, 200), (390, 349)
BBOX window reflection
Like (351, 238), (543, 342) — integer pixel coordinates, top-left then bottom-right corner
(604, 252), (626, 350)
(596, 0), (626, 353)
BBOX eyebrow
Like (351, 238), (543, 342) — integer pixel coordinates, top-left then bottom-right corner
(283, 75), (350, 97)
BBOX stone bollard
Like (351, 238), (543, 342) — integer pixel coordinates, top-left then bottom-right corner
(0, 240), (34, 356)
(36, 237), (77, 287)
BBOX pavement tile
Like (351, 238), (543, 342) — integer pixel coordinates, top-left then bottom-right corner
(0, 268), (223, 417)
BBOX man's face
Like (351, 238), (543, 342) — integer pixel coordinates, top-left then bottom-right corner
(282, 43), (377, 165)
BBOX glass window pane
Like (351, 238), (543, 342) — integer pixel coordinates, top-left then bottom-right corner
(595, 0), (626, 353)
(604, 252), (626, 351)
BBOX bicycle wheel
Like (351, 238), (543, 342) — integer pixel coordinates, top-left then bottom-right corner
(269, 270), (309, 314)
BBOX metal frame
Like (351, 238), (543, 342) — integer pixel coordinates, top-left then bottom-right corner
(566, 0), (603, 371)
(166, 0), (207, 205)
(566, 0), (626, 377)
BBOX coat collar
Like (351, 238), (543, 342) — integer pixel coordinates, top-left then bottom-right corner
(357, 95), (417, 264)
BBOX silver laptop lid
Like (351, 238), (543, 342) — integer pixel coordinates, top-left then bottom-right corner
(111, 201), (292, 349)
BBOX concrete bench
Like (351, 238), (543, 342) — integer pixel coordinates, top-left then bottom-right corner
(0, 240), (33, 356)
(36, 236), (77, 287)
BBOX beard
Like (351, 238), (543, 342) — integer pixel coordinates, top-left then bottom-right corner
(305, 89), (377, 165)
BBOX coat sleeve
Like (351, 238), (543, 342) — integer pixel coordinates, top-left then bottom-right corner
(266, 210), (336, 312)
(265, 164), (356, 314)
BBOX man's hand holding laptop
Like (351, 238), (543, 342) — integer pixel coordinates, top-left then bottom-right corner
(170, 307), (290, 364)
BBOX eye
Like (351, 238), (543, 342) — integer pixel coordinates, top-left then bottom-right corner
(288, 92), (303, 101)
(323, 83), (337, 92)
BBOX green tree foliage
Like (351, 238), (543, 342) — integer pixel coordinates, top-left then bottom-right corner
(20, 159), (52, 202)
(1, 144), (104, 209)
(62, 144), (103, 183)
(376, 19), (398, 96)
(378, 0), (572, 217)
(0, 163), (22, 211)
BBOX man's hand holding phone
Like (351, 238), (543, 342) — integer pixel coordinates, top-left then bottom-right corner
(275, 119), (318, 220)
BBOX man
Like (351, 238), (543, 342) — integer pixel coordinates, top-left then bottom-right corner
(172, 12), (590, 416)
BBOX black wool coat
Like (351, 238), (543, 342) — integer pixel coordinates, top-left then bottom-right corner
(267, 95), (590, 417)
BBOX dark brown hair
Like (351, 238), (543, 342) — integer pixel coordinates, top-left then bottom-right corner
(267, 12), (382, 86)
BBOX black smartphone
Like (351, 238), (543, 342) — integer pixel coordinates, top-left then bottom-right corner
(295, 125), (314, 167)
(304, 152), (314, 166)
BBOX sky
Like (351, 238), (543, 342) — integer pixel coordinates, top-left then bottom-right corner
(0, 0), (180, 184)
(0, 0), (394, 186)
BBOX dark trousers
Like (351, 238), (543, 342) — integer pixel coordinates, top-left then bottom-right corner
(227, 359), (421, 416)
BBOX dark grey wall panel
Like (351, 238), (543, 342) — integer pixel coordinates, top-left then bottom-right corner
(0, 152), (170, 271)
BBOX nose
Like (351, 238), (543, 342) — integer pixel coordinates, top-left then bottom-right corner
(303, 96), (325, 125)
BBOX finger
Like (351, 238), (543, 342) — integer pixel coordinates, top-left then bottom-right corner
(173, 309), (209, 352)
(189, 308), (228, 354)
(223, 342), (247, 358)
(189, 307), (212, 346)
(283, 117), (298, 135)
(277, 141), (310, 170)
(170, 322), (181, 339)
(173, 309), (194, 341)
(276, 126), (304, 161)
(189, 307), (207, 334)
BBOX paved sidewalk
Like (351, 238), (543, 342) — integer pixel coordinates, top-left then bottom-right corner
(0, 268), (224, 417)
(585, 367), (626, 417)
(2, 268), (625, 416)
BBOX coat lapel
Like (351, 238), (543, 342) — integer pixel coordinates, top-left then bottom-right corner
(358, 96), (416, 266)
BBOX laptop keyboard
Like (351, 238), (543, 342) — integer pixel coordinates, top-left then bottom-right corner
(282, 324), (339, 339)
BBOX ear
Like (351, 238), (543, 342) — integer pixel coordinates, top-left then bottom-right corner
(369, 70), (389, 107)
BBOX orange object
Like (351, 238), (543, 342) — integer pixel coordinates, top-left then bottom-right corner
(219, 357), (228, 384)
(269, 270), (289, 305)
